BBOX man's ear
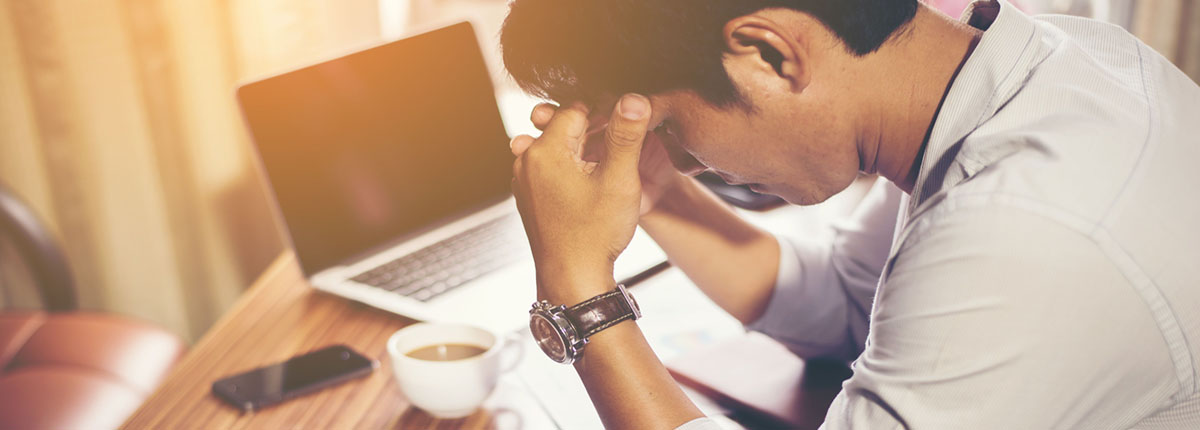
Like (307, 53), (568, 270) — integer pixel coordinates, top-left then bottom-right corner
(722, 15), (809, 93)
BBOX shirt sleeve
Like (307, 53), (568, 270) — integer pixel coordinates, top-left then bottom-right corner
(820, 205), (1177, 429)
(675, 417), (724, 430)
(747, 178), (902, 361)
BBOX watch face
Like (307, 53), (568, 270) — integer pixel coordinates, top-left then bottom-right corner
(530, 314), (568, 363)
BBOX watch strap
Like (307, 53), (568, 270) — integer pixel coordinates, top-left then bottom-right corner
(565, 287), (637, 340)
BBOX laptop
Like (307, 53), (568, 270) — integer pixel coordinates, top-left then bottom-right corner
(237, 22), (664, 331)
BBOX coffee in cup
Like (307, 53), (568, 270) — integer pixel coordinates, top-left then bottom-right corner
(386, 323), (523, 418)
(405, 343), (488, 361)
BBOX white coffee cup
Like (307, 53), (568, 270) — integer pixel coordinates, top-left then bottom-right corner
(386, 322), (523, 418)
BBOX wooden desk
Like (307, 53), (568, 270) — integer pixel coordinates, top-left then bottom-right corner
(125, 178), (874, 429)
(124, 252), (548, 429)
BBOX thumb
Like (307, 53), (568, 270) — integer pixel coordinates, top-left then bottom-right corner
(599, 93), (651, 180)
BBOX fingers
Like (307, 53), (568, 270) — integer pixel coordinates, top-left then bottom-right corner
(531, 103), (556, 131)
(539, 102), (589, 142)
(526, 102), (589, 163)
(510, 134), (535, 157)
(598, 94), (651, 180)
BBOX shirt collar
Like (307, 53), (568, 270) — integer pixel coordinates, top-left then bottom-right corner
(907, 0), (1041, 214)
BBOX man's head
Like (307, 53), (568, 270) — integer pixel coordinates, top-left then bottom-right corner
(501, 0), (921, 204)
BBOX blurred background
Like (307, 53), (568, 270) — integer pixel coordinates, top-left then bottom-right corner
(0, 0), (1196, 343)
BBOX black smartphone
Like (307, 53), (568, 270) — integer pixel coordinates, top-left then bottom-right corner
(211, 344), (376, 412)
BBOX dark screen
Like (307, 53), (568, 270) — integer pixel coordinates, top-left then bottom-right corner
(224, 345), (373, 400)
(238, 22), (513, 274)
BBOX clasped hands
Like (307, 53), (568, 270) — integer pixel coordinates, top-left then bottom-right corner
(509, 94), (657, 306)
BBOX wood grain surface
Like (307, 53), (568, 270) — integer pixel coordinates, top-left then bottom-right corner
(124, 252), (548, 429)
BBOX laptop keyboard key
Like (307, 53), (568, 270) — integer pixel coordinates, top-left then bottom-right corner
(352, 214), (526, 302)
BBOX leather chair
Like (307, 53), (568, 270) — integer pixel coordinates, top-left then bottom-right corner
(0, 184), (186, 429)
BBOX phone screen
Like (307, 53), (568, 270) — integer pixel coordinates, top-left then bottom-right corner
(212, 344), (375, 411)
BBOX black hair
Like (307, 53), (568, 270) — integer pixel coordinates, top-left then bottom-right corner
(501, 0), (919, 107)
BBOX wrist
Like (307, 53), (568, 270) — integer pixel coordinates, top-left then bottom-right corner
(535, 262), (616, 306)
(641, 175), (698, 220)
(641, 175), (705, 224)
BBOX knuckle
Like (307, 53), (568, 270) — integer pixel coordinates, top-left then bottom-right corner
(607, 125), (645, 145)
(522, 143), (553, 166)
(555, 108), (589, 135)
(523, 143), (543, 160)
(509, 135), (526, 152)
(563, 101), (590, 115)
(532, 103), (557, 116)
(563, 110), (588, 124)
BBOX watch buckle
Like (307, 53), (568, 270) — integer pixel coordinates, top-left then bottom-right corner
(617, 284), (641, 320)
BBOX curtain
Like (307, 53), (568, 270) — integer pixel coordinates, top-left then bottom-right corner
(1129, 0), (1200, 83)
(927, 0), (1198, 82)
(1030, 0), (1200, 82)
(1009, 0), (1199, 82)
(0, 0), (381, 341)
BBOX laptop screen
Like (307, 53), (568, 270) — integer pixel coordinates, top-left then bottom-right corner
(238, 22), (513, 275)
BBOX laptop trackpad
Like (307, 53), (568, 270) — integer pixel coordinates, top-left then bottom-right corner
(427, 263), (537, 333)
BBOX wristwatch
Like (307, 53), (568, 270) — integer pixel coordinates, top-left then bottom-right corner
(529, 284), (641, 364)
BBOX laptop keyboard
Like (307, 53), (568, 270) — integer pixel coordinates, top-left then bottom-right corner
(350, 215), (527, 302)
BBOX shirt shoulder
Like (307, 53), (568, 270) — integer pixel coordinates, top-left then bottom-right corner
(855, 203), (1179, 429)
(945, 13), (1200, 228)
(944, 21), (1148, 220)
(928, 21), (1200, 400)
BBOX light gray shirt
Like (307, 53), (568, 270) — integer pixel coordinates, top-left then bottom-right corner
(684, 0), (1200, 428)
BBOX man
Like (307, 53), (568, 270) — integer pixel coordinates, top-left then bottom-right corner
(503, 0), (1200, 428)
